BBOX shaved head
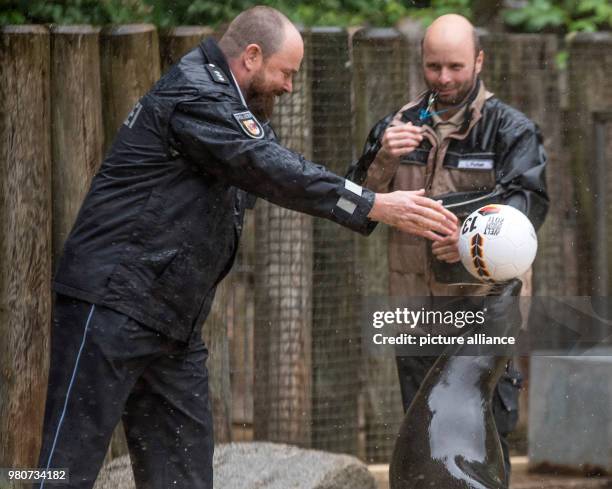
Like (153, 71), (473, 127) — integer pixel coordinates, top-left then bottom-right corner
(219, 6), (296, 60)
(422, 14), (481, 59)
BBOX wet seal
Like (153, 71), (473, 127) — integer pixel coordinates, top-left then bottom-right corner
(233, 111), (264, 139)
(389, 279), (523, 489)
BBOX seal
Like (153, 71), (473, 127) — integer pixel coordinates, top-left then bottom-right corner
(389, 279), (523, 489)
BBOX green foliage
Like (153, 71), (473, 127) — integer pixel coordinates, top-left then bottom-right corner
(0, 0), (151, 25)
(1, 0), (610, 32)
(503, 0), (612, 34)
(406, 0), (471, 26)
(146, 0), (471, 28)
(0, 0), (470, 27)
(146, 0), (414, 28)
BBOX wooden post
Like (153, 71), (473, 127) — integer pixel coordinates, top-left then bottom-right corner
(227, 225), (256, 442)
(158, 24), (234, 443)
(352, 27), (409, 295)
(395, 18), (426, 100)
(567, 33), (612, 295)
(0, 26), (52, 479)
(352, 27), (408, 463)
(50, 25), (104, 263)
(160, 25), (234, 444)
(253, 30), (313, 447)
(481, 33), (571, 441)
(309, 27), (360, 456)
(482, 33), (576, 297)
(159, 26), (214, 74)
(100, 24), (160, 150)
(99, 23), (161, 460)
(202, 280), (233, 443)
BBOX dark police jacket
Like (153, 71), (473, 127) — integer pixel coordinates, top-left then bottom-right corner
(54, 39), (376, 342)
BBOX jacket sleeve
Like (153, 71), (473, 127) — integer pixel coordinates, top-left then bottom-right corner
(346, 113), (397, 192)
(169, 95), (377, 235)
(495, 117), (549, 231)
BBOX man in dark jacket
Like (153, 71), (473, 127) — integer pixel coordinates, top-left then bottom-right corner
(348, 14), (548, 485)
(35, 6), (457, 489)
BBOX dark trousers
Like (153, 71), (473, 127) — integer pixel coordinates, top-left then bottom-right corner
(35, 295), (214, 489)
(396, 355), (521, 485)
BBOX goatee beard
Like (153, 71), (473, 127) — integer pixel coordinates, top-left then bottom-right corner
(431, 72), (478, 107)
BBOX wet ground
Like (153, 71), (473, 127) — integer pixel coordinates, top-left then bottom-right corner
(369, 457), (612, 489)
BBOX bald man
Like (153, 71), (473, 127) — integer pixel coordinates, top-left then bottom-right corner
(349, 14), (548, 482)
(35, 6), (457, 489)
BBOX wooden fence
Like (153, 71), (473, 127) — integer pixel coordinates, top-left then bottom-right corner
(1, 24), (610, 474)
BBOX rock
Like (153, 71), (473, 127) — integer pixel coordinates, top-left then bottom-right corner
(93, 455), (134, 489)
(94, 442), (377, 489)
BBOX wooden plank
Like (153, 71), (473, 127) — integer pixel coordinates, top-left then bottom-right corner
(50, 25), (104, 263)
(160, 26), (214, 74)
(0, 25), (52, 480)
(309, 27), (360, 456)
(352, 27), (408, 463)
(567, 33), (612, 295)
(253, 30), (313, 447)
(99, 22), (161, 461)
(100, 24), (160, 150)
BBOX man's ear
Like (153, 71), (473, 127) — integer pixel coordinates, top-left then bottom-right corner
(475, 50), (484, 76)
(244, 44), (263, 72)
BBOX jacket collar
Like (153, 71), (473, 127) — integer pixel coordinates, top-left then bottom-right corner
(199, 38), (247, 108)
(397, 78), (492, 132)
(458, 78), (483, 132)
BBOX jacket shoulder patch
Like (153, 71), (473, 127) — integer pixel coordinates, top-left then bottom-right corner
(233, 111), (264, 139)
(124, 101), (143, 128)
(205, 64), (229, 84)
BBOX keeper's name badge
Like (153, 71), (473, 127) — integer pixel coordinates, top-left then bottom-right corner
(458, 158), (494, 170)
(233, 111), (264, 139)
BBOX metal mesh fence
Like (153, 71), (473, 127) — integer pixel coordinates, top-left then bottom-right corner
(351, 27), (410, 463)
(481, 34), (578, 357)
(219, 29), (594, 460)
(568, 33), (612, 296)
(3, 22), (604, 471)
(253, 30), (313, 447)
(592, 112), (612, 308)
(308, 27), (362, 456)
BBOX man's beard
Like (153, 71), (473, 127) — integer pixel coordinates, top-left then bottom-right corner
(428, 69), (477, 107)
(246, 71), (278, 122)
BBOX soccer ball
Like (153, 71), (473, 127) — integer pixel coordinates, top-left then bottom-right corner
(458, 204), (538, 283)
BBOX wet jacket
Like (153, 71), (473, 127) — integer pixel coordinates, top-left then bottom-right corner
(347, 80), (548, 296)
(54, 38), (376, 342)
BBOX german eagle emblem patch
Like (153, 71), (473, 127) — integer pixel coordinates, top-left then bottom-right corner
(233, 111), (264, 139)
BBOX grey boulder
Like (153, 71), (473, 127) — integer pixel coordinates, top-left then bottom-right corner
(94, 442), (377, 489)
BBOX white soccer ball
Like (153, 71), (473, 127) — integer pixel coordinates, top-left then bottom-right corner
(458, 204), (538, 283)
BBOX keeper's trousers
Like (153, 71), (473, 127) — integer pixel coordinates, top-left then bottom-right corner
(34, 294), (214, 489)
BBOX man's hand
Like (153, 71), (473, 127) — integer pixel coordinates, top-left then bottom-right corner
(432, 226), (461, 263)
(368, 189), (458, 241)
(380, 122), (424, 158)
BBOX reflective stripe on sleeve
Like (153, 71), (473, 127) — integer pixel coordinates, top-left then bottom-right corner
(344, 179), (363, 196)
(336, 197), (357, 215)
